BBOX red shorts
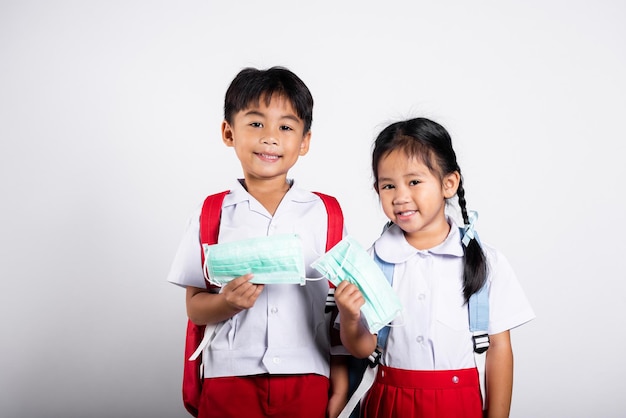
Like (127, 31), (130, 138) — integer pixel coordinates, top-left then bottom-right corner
(363, 366), (482, 418)
(198, 373), (329, 418)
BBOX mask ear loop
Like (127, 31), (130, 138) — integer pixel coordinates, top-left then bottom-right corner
(310, 246), (341, 285)
(202, 245), (223, 287)
(325, 239), (352, 285)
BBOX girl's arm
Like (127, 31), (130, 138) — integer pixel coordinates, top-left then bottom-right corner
(334, 281), (377, 358)
(185, 274), (264, 325)
(485, 330), (513, 418)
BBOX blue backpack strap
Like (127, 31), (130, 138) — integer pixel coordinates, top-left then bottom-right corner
(362, 251), (395, 367)
(373, 251), (394, 350)
(459, 227), (490, 354)
(459, 225), (490, 409)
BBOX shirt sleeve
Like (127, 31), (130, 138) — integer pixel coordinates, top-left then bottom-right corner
(485, 246), (536, 335)
(166, 207), (206, 288)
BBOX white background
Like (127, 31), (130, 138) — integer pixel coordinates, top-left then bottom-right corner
(1, 1), (625, 417)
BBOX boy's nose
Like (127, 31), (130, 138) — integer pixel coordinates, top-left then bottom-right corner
(261, 133), (278, 145)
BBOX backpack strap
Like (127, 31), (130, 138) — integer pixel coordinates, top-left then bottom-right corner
(461, 226), (490, 409)
(199, 191), (230, 270)
(469, 283), (490, 409)
(463, 225), (490, 348)
(188, 191), (230, 361)
(312, 192), (344, 251)
(313, 192), (344, 313)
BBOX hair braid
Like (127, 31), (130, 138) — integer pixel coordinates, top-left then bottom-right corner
(456, 177), (469, 225)
(456, 176), (488, 303)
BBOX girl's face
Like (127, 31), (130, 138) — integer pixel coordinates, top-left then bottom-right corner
(376, 149), (459, 249)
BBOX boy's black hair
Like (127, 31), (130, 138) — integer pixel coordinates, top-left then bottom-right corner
(224, 66), (314, 133)
(372, 117), (488, 303)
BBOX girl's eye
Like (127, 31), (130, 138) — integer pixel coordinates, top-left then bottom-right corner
(409, 180), (420, 186)
(380, 184), (395, 190)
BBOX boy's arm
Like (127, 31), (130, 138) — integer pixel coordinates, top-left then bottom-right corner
(185, 274), (264, 325)
(484, 330), (513, 418)
(334, 281), (377, 358)
(327, 355), (348, 418)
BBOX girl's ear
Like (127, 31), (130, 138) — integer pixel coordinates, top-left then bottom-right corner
(443, 171), (460, 198)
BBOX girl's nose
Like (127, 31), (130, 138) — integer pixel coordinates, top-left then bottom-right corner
(392, 186), (410, 205)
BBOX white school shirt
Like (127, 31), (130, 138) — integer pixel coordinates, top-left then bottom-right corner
(373, 219), (535, 371)
(167, 179), (340, 378)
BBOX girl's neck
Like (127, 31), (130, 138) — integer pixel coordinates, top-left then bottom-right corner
(404, 220), (451, 251)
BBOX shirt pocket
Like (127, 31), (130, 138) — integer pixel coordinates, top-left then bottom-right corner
(435, 293), (469, 332)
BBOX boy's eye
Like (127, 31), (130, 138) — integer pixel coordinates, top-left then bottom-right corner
(250, 122), (263, 128)
(279, 125), (293, 131)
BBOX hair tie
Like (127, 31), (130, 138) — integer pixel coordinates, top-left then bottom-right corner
(462, 210), (478, 246)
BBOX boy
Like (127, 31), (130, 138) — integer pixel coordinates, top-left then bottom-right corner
(167, 67), (348, 418)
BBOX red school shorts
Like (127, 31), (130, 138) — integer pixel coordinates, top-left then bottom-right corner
(363, 365), (483, 418)
(198, 373), (329, 418)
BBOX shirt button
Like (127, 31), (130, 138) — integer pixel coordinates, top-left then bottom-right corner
(418, 293), (426, 301)
(416, 336), (424, 344)
(452, 376), (459, 384)
(272, 357), (281, 364)
(271, 307), (278, 314)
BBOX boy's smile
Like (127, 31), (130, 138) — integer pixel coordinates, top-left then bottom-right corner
(222, 95), (311, 188)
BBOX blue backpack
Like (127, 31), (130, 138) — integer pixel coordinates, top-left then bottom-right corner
(339, 227), (490, 418)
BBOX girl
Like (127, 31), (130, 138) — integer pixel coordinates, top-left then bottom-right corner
(335, 117), (534, 418)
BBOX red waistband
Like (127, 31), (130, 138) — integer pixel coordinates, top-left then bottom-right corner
(376, 365), (479, 389)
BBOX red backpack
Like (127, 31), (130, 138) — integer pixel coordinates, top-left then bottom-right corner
(182, 190), (344, 416)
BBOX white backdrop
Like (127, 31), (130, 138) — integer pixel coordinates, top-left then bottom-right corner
(2, 1), (625, 417)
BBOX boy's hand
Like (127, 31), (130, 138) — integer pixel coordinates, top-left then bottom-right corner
(334, 280), (364, 323)
(221, 274), (264, 311)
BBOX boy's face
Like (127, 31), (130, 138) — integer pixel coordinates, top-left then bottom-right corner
(222, 95), (311, 184)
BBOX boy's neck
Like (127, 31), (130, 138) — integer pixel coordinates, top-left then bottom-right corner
(240, 177), (292, 216)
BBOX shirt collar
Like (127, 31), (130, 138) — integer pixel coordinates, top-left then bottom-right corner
(374, 217), (465, 263)
(224, 179), (317, 208)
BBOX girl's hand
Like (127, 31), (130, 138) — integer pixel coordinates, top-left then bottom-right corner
(334, 280), (364, 323)
(221, 274), (264, 311)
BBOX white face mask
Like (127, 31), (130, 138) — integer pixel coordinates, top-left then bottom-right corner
(311, 236), (402, 334)
(203, 234), (306, 287)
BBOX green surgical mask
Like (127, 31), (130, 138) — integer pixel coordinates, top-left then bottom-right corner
(311, 236), (402, 334)
(203, 234), (306, 286)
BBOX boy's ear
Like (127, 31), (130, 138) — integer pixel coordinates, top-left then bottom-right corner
(443, 171), (460, 198)
(298, 131), (312, 156)
(222, 120), (234, 147)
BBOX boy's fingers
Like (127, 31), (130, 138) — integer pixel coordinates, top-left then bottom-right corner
(227, 273), (254, 289)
